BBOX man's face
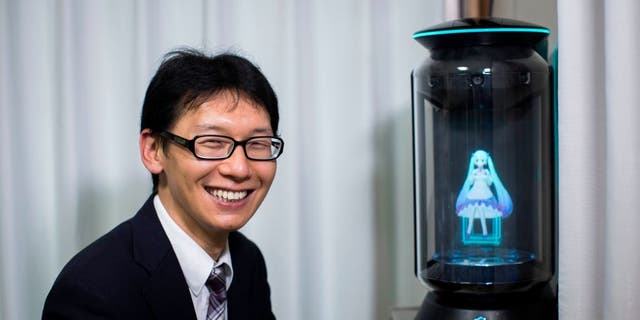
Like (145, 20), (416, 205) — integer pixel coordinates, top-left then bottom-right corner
(156, 92), (277, 242)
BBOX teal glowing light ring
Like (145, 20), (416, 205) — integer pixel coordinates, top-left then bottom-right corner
(413, 27), (550, 39)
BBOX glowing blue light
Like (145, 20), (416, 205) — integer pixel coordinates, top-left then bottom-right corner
(413, 27), (549, 39)
(474, 316), (487, 320)
(462, 217), (502, 246)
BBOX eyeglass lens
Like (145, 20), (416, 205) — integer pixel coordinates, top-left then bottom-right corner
(195, 136), (281, 159)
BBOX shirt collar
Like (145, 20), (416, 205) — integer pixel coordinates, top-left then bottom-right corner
(153, 195), (234, 297)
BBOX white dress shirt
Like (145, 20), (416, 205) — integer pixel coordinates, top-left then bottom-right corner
(154, 195), (234, 320)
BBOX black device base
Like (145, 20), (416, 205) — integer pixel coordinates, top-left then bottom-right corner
(415, 284), (557, 320)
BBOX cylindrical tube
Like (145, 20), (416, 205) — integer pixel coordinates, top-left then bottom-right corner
(412, 18), (555, 294)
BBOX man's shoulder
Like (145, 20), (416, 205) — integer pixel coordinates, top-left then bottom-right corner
(58, 195), (159, 279)
(43, 218), (142, 316)
(55, 218), (138, 284)
(43, 198), (162, 314)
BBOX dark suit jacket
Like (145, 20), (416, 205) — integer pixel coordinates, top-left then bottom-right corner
(42, 195), (276, 320)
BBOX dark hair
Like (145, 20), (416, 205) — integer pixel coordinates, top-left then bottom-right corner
(140, 48), (279, 191)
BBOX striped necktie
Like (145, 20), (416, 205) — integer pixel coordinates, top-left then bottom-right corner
(206, 265), (227, 320)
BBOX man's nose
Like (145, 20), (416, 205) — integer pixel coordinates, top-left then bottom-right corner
(218, 146), (251, 180)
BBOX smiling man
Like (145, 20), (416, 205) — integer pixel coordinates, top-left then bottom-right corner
(43, 49), (282, 320)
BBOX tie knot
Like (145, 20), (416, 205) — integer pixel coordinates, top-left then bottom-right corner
(206, 265), (227, 296)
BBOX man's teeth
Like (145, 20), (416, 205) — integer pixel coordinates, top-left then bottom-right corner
(209, 189), (248, 201)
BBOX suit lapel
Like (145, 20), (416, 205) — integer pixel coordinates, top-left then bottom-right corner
(131, 196), (197, 320)
(142, 252), (197, 320)
(227, 232), (250, 319)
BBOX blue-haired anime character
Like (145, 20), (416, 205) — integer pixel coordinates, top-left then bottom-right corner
(456, 150), (513, 236)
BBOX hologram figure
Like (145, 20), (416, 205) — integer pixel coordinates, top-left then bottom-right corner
(456, 150), (512, 237)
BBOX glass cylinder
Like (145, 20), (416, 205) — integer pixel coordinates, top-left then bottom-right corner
(412, 18), (555, 294)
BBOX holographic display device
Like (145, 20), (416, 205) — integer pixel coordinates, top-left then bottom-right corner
(412, 18), (557, 319)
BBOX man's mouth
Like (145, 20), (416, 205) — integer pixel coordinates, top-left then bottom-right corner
(205, 187), (249, 202)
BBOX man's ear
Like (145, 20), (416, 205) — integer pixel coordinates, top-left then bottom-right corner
(139, 129), (164, 174)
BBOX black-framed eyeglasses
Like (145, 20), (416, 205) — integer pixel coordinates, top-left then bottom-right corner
(159, 131), (284, 161)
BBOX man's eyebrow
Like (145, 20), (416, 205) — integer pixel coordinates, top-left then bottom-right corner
(250, 127), (274, 135)
(193, 124), (224, 131)
(193, 124), (274, 135)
